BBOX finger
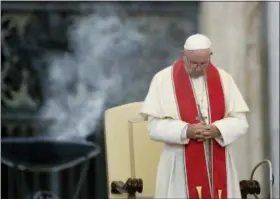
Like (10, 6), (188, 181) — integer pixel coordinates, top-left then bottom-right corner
(203, 124), (212, 129)
(197, 138), (204, 142)
(203, 136), (212, 140)
(193, 124), (210, 130)
(194, 129), (204, 134)
(201, 125), (210, 130)
(201, 131), (211, 136)
(195, 134), (204, 139)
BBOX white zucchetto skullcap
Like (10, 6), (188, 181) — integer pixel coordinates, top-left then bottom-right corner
(184, 34), (212, 50)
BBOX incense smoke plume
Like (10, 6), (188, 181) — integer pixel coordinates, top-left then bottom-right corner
(39, 8), (144, 140)
(38, 4), (194, 140)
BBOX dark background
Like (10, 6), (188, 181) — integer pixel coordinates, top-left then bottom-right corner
(1, 1), (199, 199)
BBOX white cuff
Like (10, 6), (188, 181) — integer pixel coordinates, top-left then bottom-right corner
(180, 124), (190, 144)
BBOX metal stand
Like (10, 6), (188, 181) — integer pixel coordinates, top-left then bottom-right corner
(14, 167), (30, 199)
(1, 137), (100, 199)
(71, 159), (90, 199)
(240, 159), (274, 199)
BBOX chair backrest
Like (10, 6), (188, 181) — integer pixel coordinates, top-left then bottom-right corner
(104, 102), (163, 198)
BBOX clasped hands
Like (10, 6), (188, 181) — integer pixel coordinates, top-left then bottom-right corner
(187, 123), (221, 142)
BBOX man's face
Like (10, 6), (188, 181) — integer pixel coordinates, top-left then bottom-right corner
(182, 49), (211, 78)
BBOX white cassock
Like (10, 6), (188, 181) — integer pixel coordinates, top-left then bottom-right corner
(140, 65), (249, 198)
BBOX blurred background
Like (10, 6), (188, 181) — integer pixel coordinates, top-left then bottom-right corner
(1, 1), (279, 199)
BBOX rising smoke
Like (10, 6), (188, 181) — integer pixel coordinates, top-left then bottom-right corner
(39, 7), (144, 140)
(38, 4), (194, 140)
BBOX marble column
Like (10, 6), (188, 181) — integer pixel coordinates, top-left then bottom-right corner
(199, 2), (267, 197)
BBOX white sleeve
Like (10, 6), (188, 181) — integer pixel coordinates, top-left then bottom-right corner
(213, 73), (250, 147)
(148, 116), (190, 145)
(213, 113), (249, 146)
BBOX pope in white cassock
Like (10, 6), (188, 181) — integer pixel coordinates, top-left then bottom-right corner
(140, 34), (250, 199)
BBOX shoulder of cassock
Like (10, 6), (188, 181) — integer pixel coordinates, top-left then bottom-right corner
(140, 65), (249, 120)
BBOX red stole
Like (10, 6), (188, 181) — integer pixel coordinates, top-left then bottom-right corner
(172, 58), (227, 199)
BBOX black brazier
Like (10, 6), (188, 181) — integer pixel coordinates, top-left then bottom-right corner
(1, 137), (100, 199)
